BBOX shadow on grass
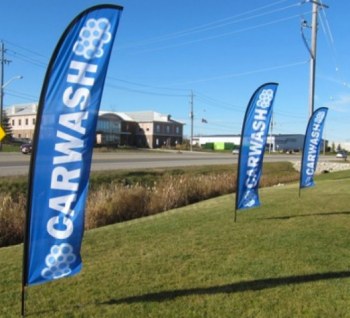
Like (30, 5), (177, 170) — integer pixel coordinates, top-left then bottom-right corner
(101, 271), (350, 305)
(262, 211), (350, 220)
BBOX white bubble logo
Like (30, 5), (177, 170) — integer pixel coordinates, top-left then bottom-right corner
(41, 243), (76, 280)
(314, 111), (326, 124)
(257, 89), (274, 109)
(73, 18), (112, 59)
(304, 176), (313, 185)
(243, 190), (256, 208)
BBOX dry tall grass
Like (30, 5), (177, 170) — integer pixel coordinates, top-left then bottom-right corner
(85, 172), (236, 229)
(0, 164), (299, 248)
(0, 194), (26, 247)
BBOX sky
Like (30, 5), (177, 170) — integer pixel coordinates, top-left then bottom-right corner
(0, 0), (349, 143)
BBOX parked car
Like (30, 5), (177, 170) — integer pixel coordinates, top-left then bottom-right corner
(232, 149), (239, 155)
(20, 143), (33, 154)
(336, 151), (347, 159)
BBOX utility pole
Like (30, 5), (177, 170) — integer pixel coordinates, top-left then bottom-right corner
(0, 42), (5, 135)
(308, 1), (318, 119)
(0, 41), (19, 151)
(0, 41), (8, 151)
(302, 1), (329, 119)
(190, 91), (194, 151)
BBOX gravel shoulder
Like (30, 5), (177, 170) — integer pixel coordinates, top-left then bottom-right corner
(292, 160), (350, 174)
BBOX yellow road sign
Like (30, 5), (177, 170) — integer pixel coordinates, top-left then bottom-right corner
(0, 125), (6, 141)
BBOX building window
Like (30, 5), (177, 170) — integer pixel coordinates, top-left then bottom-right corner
(156, 138), (159, 146)
(32, 118), (36, 125)
(19, 119), (22, 126)
(25, 118), (29, 125)
(156, 125), (160, 133)
(176, 126), (180, 134)
(11, 119), (14, 126)
(166, 125), (170, 133)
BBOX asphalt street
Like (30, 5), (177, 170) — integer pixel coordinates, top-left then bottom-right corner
(0, 150), (309, 177)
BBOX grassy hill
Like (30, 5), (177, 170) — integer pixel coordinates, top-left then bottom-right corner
(1, 170), (350, 317)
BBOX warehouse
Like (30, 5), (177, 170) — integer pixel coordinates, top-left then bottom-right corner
(192, 134), (325, 153)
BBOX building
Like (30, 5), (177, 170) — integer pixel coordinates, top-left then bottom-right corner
(193, 134), (327, 153)
(123, 111), (184, 148)
(5, 104), (184, 148)
(5, 103), (38, 140)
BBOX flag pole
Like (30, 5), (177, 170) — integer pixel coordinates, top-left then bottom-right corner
(21, 133), (37, 316)
(21, 286), (26, 317)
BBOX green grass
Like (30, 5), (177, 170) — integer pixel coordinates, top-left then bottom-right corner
(1, 171), (350, 317)
(1, 144), (22, 152)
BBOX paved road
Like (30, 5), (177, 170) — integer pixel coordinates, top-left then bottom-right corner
(0, 150), (313, 177)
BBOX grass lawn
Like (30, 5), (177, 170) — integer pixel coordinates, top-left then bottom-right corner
(1, 171), (350, 317)
(1, 144), (22, 152)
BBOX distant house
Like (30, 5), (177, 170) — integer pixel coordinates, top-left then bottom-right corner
(123, 111), (184, 148)
(96, 111), (138, 146)
(5, 103), (38, 140)
(5, 104), (184, 148)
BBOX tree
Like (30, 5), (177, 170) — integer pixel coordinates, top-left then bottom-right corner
(1, 110), (13, 143)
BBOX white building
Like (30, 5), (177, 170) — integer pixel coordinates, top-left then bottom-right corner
(334, 142), (350, 152)
(5, 103), (38, 140)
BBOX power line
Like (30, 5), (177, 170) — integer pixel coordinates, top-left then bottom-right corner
(317, 3), (349, 90)
(106, 76), (190, 91)
(129, 13), (303, 54)
(6, 50), (47, 68)
(105, 83), (188, 97)
(117, 0), (298, 50)
(171, 60), (308, 85)
(0, 38), (49, 60)
(194, 93), (244, 113)
(4, 89), (39, 102)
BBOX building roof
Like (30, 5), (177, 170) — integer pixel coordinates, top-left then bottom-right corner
(6, 104), (184, 125)
(5, 103), (38, 116)
(98, 111), (135, 121)
(123, 111), (184, 124)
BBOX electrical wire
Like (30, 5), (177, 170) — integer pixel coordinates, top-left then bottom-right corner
(129, 14), (303, 54)
(106, 76), (190, 91)
(105, 83), (189, 97)
(117, 0), (298, 50)
(171, 60), (308, 85)
(6, 50), (47, 69)
(0, 38), (50, 60)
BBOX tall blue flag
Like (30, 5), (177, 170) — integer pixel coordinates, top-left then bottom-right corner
(23, 5), (123, 286)
(300, 107), (328, 189)
(235, 83), (278, 213)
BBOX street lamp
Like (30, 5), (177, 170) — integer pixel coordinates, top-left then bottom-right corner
(3, 75), (23, 89)
(0, 75), (23, 151)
